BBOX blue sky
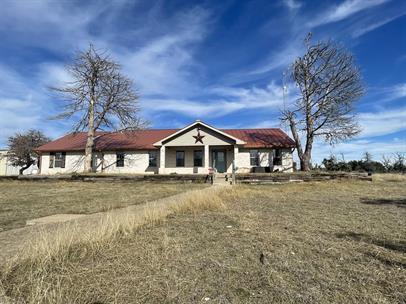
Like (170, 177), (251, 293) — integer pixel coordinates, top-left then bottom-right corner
(0, 0), (405, 163)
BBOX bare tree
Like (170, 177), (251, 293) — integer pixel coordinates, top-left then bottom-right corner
(393, 152), (406, 173)
(381, 154), (392, 171)
(7, 130), (50, 175)
(51, 45), (142, 172)
(363, 152), (373, 163)
(281, 34), (364, 171)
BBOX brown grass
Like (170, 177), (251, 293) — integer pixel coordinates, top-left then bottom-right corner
(0, 181), (206, 231)
(373, 173), (406, 182)
(0, 186), (228, 304)
(1, 176), (405, 303)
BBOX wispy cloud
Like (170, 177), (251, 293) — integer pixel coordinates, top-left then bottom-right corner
(308, 0), (389, 28)
(0, 0), (122, 51)
(386, 83), (406, 101)
(142, 81), (291, 118)
(370, 83), (406, 103)
(352, 12), (405, 37)
(0, 2), (212, 146)
(358, 107), (406, 138)
(119, 7), (210, 97)
(282, 0), (302, 11)
(312, 137), (405, 163)
(246, 41), (302, 75)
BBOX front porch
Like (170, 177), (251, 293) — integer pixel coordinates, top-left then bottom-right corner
(158, 145), (237, 174)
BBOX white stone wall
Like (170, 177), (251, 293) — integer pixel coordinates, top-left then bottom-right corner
(164, 147), (208, 174)
(280, 149), (294, 172)
(101, 151), (158, 174)
(40, 151), (158, 175)
(40, 152), (85, 175)
(0, 151), (39, 175)
(234, 148), (293, 173)
(39, 147), (294, 175)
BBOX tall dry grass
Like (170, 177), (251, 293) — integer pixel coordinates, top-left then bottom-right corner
(1, 178), (405, 303)
(0, 186), (234, 304)
(373, 173), (406, 182)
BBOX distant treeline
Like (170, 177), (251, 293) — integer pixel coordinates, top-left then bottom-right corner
(319, 152), (405, 173)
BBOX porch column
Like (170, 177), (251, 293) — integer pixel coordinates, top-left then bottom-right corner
(204, 145), (209, 170)
(159, 145), (166, 174)
(233, 145), (239, 168)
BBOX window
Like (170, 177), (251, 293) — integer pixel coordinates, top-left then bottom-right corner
(92, 155), (98, 169)
(149, 151), (157, 167)
(49, 152), (65, 168)
(176, 151), (185, 167)
(116, 152), (125, 167)
(250, 150), (259, 166)
(49, 153), (54, 168)
(193, 150), (203, 167)
(273, 149), (282, 166)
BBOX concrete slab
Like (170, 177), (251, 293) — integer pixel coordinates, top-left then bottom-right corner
(26, 214), (87, 226)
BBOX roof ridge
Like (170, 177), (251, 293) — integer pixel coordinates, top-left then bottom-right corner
(221, 127), (283, 130)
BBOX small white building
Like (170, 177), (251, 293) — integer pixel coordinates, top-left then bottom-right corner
(0, 150), (38, 176)
(36, 121), (296, 175)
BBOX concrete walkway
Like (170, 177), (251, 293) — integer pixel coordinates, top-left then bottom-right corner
(0, 186), (223, 265)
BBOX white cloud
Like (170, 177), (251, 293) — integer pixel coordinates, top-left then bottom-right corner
(358, 107), (406, 138)
(352, 12), (406, 37)
(119, 7), (210, 97)
(0, 2), (212, 146)
(308, 0), (389, 28)
(0, 64), (46, 146)
(311, 137), (405, 163)
(246, 40), (302, 75)
(0, 0), (129, 52)
(386, 83), (406, 101)
(282, 0), (302, 11)
(368, 83), (406, 103)
(141, 81), (291, 117)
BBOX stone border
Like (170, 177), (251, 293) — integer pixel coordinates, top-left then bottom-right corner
(0, 172), (373, 183)
(236, 172), (372, 183)
(0, 174), (209, 183)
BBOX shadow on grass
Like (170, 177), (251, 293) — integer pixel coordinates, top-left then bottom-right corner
(363, 252), (406, 268)
(336, 231), (406, 253)
(360, 198), (406, 208)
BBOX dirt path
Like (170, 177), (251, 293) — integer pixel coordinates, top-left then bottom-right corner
(0, 186), (221, 264)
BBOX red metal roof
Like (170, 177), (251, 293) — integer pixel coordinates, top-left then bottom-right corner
(223, 129), (296, 148)
(36, 128), (295, 152)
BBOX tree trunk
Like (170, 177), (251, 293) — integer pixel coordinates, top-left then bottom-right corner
(19, 166), (27, 175)
(19, 162), (32, 175)
(298, 146), (313, 171)
(84, 98), (95, 173)
(299, 156), (311, 171)
(84, 129), (94, 173)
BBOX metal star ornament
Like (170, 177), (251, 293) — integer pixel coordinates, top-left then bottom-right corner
(193, 128), (205, 144)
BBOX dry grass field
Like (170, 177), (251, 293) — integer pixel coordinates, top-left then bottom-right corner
(1, 175), (405, 303)
(0, 181), (206, 231)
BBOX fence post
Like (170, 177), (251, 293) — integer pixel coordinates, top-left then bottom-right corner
(232, 160), (236, 185)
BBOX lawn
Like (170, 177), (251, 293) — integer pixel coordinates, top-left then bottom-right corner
(0, 181), (206, 231)
(1, 175), (405, 303)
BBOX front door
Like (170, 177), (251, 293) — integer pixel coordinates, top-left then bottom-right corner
(212, 150), (226, 173)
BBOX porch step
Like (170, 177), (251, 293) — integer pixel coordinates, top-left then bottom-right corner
(213, 173), (232, 186)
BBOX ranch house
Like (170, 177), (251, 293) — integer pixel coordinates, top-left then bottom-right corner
(35, 120), (296, 175)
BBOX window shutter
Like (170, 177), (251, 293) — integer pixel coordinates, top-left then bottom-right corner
(61, 152), (66, 168)
(49, 152), (55, 168)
